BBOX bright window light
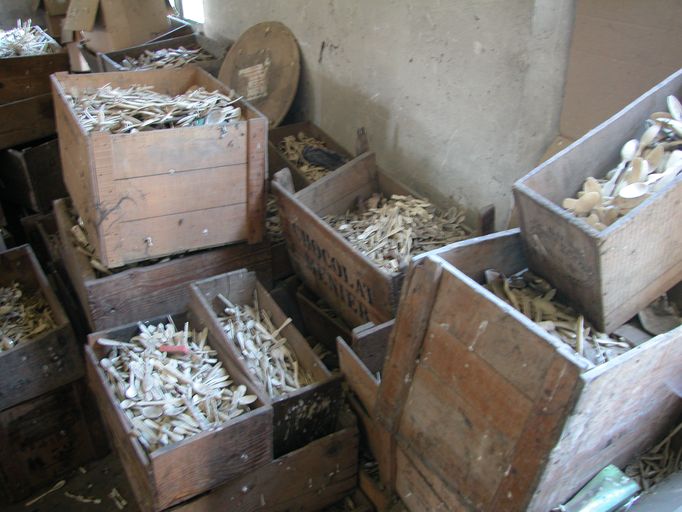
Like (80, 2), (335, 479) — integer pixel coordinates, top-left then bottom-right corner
(182, 0), (205, 23)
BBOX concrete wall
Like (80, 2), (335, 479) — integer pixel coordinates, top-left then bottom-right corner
(205, 0), (575, 226)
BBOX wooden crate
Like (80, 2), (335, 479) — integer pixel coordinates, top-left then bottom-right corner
(272, 151), (491, 327)
(51, 66), (268, 269)
(0, 245), (82, 411)
(20, 211), (59, 269)
(297, 285), (352, 352)
(268, 121), (353, 188)
(338, 322), (394, 489)
(374, 229), (682, 511)
(77, 42), (103, 72)
(54, 197), (272, 331)
(0, 378), (109, 502)
(190, 269), (344, 457)
(0, 138), (66, 213)
(171, 408), (359, 512)
(86, 310), (274, 512)
(100, 34), (221, 74)
(514, 69), (682, 332)
(0, 31), (69, 150)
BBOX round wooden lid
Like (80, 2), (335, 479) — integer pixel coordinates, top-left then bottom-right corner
(218, 22), (300, 128)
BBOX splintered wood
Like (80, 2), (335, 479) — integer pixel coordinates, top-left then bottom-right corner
(562, 95), (682, 230)
(120, 46), (213, 70)
(485, 269), (633, 366)
(66, 84), (242, 134)
(279, 133), (348, 182)
(324, 193), (469, 273)
(96, 318), (257, 453)
(216, 293), (314, 398)
(0, 20), (59, 58)
(0, 282), (54, 352)
(625, 421), (682, 491)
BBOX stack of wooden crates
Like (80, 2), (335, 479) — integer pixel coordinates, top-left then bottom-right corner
(336, 69), (682, 511)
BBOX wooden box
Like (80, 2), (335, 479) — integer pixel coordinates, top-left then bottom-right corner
(514, 69), (682, 333)
(0, 245), (82, 411)
(0, 138), (66, 213)
(51, 66), (268, 269)
(268, 121), (353, 188)
(86, 310), (274, 511)
(375, 229), (682, 511)
(297, 285), (352, 352)
(190, 269), (344, 457)
(172, 408), (359, 512)
(0, 379), (108, 502)
(54, 197), (271, 331)
(272, 152), (488, 327)
(0, 29), (69, 150)
(20, 212), (59, 268)
(100, 34), (220, 74)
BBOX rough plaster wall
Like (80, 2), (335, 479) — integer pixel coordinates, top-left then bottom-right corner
(205, 0), (575, 226)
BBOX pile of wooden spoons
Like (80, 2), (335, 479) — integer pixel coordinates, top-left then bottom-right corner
(0, 282), (55, 352)
(120, 46), (213, 70)
(97, 317), (257, 453)
(67, 84), (242, 134)
(625, 421), (682, 491)
(0, 20), (59, 58)
(324, 193), (470, 273)
(562, 95), (682, 230)
(485, 269), (633, 366)
(216, 293), (313, 398)
(279, 133), (348, 182)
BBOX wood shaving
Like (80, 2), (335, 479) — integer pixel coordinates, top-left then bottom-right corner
(279, 133), (348, 182)
(0, 282), (55, 352)
(562, 95), (682, 230)
(120, 46), (213, 70)
(0, 20), (59, 58)
(625, 421), (682, 492)
(217, 293), (314, 398)
(324, 193), (470, 273)
(97, 317), (257, 453)
(485, 269), (633, 366)
(66, 84), (242, 134)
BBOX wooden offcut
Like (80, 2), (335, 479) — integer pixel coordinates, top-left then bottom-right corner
(375, 229), (682, 511)
(86, 310), (274, 512)
(0, 245), (81, 411)
(514, 68), (682, 332)
(54, 198), (272, 331)
(51, 66), (268, 269)
(190, 269), (344, 457)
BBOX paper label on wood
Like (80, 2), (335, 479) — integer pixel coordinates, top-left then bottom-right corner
(238, 57), (270, 102)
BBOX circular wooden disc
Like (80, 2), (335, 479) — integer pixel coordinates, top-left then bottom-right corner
(219, 22), (300, 128)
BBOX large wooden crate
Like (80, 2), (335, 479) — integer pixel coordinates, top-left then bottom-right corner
(51, 66), (268, 269)
(514, 69), (682, 332)
(100, 34), (221, 74)
(272, 151), (491, 327)
(86, 310), (274, 512)
(0, 138), (66, 213)
(171, 408), (359, 512)
(297, 285), (352, 352)
(374, 229), (682, 511)
(0, 31), (69, 149)
(190, 269), (344, 457)
(268, 121), (353, 187)
(0, 245), (82, 411)
(0, 379), (108, 502)
(54, 197), (272, 331)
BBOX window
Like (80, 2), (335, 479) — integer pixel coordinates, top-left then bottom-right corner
(168, 0), (205, 24)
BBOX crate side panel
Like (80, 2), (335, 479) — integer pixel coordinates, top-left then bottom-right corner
(0, 52), (69, 103)
(0, 94), (56, 150)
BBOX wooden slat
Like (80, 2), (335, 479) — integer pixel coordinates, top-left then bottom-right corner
(170, 415), (358, 512)
(0, 94), (56, 150)
(338, 337), (379, 413)
(351, 320), (394, 376)
(394, 448), (452, 512)
(0, 52), (69, 103)
(110, 124), (248, 179)
(247, 116), (267, 243)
